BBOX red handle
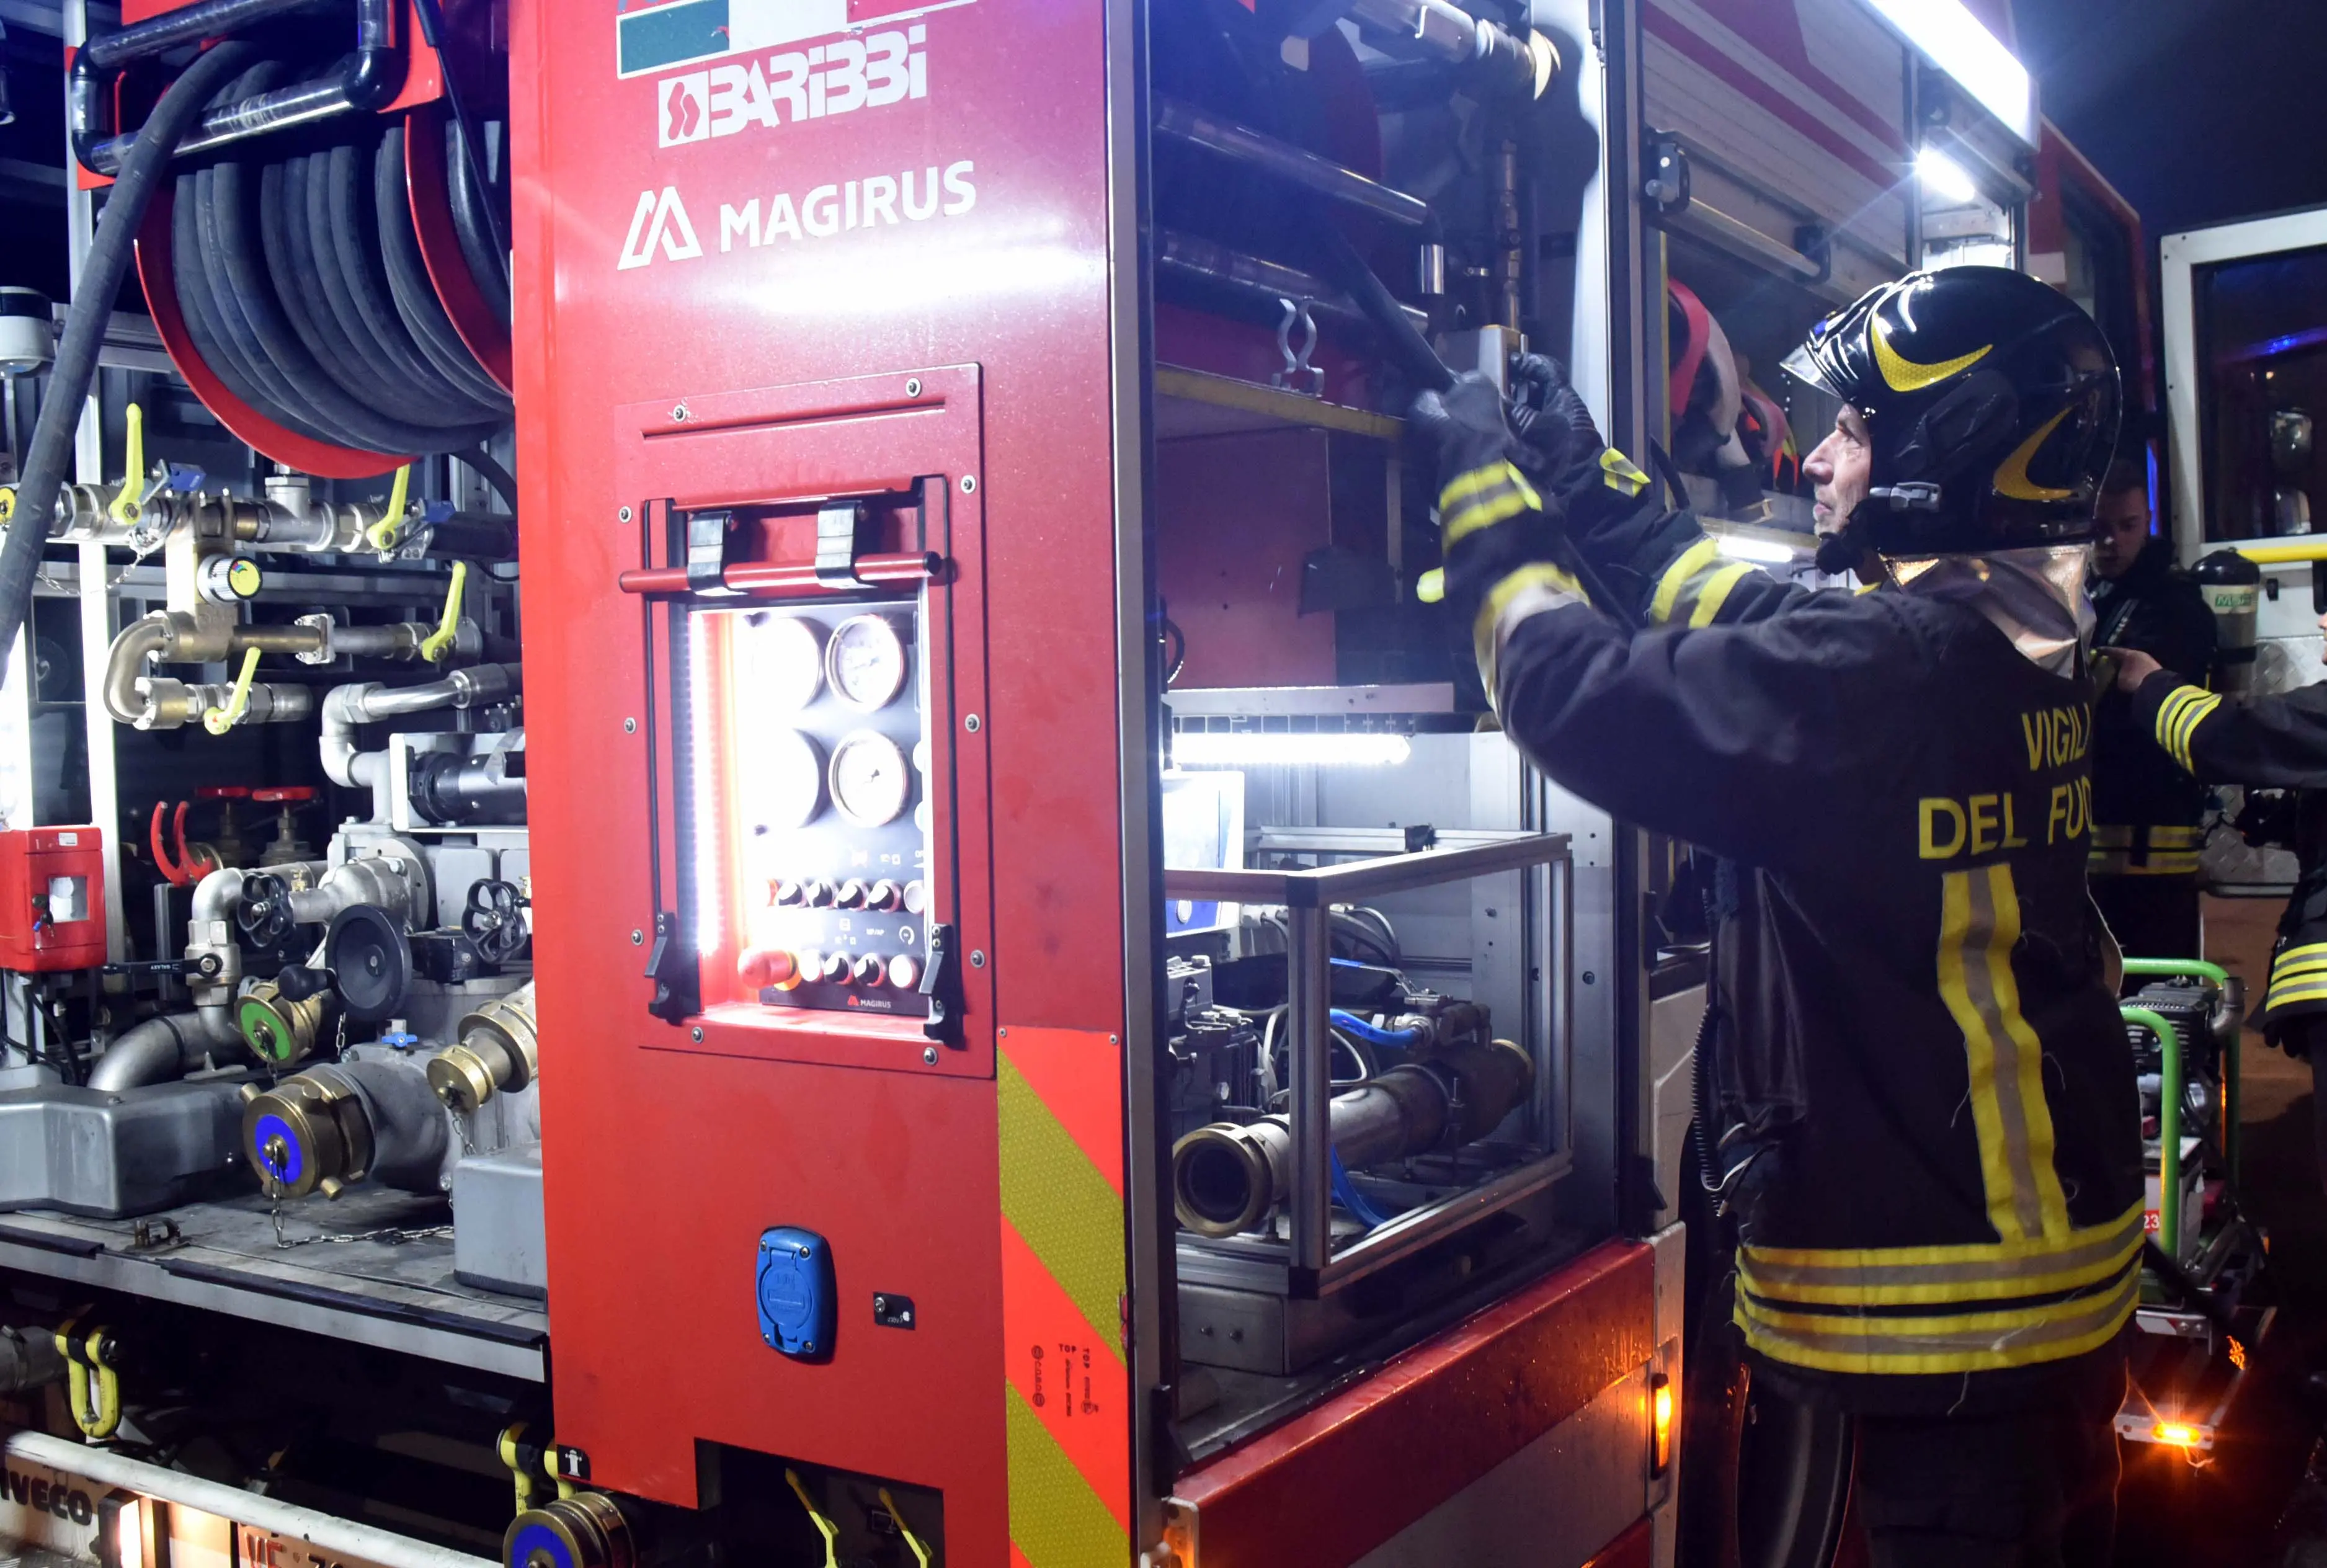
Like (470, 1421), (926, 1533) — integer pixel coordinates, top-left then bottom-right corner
(617, 552), (940, 599)
(197, 785), (252, 800)
(252, 786), (318, 804)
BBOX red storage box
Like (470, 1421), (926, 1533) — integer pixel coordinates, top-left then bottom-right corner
(0, 828), (105, 972)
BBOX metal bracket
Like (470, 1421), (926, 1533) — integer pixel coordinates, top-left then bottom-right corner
(919, 922), (964, 1046)
(685, 509), (734, 594)
(644, 911), (698, 1025)
(815, 502), (874, 589)
(1272, 298), (1325, 398)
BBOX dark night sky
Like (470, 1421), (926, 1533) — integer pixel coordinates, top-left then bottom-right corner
(2015, 0), (2327, 242)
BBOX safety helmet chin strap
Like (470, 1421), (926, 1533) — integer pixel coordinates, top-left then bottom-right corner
(1813, 483), (1946, 574)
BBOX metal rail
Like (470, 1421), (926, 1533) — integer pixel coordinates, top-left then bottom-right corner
(6, 1428), (498, 1568)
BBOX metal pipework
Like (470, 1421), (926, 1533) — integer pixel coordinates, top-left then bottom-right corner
(285, 853), (427, 931)
(181, 862), (324, 1007)
(321, 664), (521, 821)
(86, 1005), (242, 1092)
(1341, 0), (1559, 99)
(1154, 97), (1430, 227)
(34, 481), (388, 554)
(71, 0), (404, 179)
(1156, 231), (1432, 336)
(429, 982), (538, 1113)
(1173, 1038), (1534, 1238)
(103, 607), (445, 731)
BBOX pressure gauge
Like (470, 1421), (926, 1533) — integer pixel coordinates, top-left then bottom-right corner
(825, 615), (909, 711)
(757, 729), (826, 829)
(747, 613), (825, 712)
(829, 731), (912, 827)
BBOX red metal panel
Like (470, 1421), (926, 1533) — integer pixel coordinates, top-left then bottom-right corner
(512, 0), (1126, 1557)
(1168, 1242), (1658, 1568)
(1582, 1517), (1656, 1568)
(1155, 428), (1338, 690)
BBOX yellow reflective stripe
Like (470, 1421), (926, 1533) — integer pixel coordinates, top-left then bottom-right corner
(1441, 481), (1538, 548)
(2148, 825), (2204, 848)
(2274, 956), (2327, 984)
(1688, 563), (1755, 628)
(2090, 825), (2133, 848)
(1648, 538), (1720, 625)
(2170, 693), (2222, 771)
(1439, 462), (1513, 507)
(1005, 1386), (1126, 1567)
(2279, 942), (2327, 967)
(2267, 978), (2327, 1010)
(2152, 687), (2205, 763)
(1601, 447), (1650, 496)
(1735, 1267), (2137, 1376)
(1743, 1198), (2145, 1272)
(1474, 561), (1585, 695)
(1936, 864), (2071, 1244)
(1739, 1203), (2143, 1307)
(2153, 685), (2221, 772)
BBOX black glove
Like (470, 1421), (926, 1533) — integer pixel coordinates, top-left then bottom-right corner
(1508, 354), (1656, 527)
(1408, 372), (1572, 627)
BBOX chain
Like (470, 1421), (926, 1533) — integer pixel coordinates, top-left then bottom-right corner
(272, 1220), (455, 1251)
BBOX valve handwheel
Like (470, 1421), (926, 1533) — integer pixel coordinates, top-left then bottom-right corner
(463, 879), (530, 964)
(235, 871), (295, 947)
(251, 786), (318, 804)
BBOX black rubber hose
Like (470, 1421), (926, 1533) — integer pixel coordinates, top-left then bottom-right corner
(213, 153), (468, 452)
(176, 164), (340, 445)
(318, 137), (498, 419)
(194, 159), (365, 445)
(262, 153), (456, 429)
(460, 444), (517, 510)
(444, 118), (510, 326)
(0, 38), (259, 682)
(374, 124), (509, 410)
(296, 146), (445, 413)
(425, 510), (514, 559)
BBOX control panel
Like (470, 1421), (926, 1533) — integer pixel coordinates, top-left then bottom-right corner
(692, 599), (933, 1017)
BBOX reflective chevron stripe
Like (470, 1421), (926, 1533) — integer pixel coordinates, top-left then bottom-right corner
(1735, 1258), (2138, 1374)
(999, 1031), (1132, 1566)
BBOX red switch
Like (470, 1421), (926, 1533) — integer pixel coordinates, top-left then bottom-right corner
(739, 948), (801, 991)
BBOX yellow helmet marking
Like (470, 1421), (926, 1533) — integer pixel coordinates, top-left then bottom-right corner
(1992, 405), (2078, 502)
(1871, 314), (1991, 393)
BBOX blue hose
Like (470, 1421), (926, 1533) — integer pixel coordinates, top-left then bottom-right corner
(1331, 1148), (1390, 1229)
(1330, 1009), (1424, 1049)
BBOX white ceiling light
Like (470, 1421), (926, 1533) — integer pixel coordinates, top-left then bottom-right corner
(1868, 0), (2036, 146)
(1173, 732), (1413, 768)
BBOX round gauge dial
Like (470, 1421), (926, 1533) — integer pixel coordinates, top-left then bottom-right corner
(757, 729), (826, 829)
(829, 731), (912, 827)
(748, 613), (825, 711)
(825, 615), (909, 711)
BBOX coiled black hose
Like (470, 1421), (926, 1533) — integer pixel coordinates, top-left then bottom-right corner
(0, 38), (261, 686)
(170, 94), (508, 460)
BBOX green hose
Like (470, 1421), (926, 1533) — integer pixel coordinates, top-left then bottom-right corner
(2122, 1005), (2183, 1261)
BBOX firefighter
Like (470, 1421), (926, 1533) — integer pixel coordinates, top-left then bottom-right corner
(1413, 266), (2138, 1567)
(2088, 458), (2217, 963)
(2107, 627), (2327, 1189)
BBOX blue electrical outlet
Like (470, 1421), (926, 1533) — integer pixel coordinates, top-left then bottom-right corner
(756, 1226), (835, 1359)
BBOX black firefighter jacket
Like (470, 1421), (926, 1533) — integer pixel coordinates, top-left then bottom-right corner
(1471, 485), (2144, 1397)
(2090, 537), (2217, 876)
